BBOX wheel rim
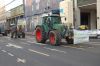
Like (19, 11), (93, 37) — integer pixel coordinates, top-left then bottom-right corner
(36, 29), (42, 42)
(50, 33), (55, 45)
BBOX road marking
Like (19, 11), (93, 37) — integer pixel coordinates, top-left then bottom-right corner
(62, 45), (78, 48)
(20, 39), (26, 40)
(21, 42), (31, 45)
(75, 48), (85, 50)
(88, 46), (94, 48)
(44, 47), (67, 54)
(0, 40), (4, 42)
(26, 36), (35, 39)
(1, 50), (7, 52)
(28, 49), (50, 57)
(27, 41), (36, 44)
(27, 41), (46, 45)
(62, 45), (85, 50)
(8, 53), (14, 56)
(83, 42), (100, 46)
(6, 37), (10, 39)
(92, 44), (100, 46)
(6, 43), (23, 49)
(89, 42), (100, 43)
(17, 58), (26, 63)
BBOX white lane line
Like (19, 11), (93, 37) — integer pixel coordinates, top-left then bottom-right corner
(75, 48), (85, 50)
(92, 44), (100, 46)
(27, 41), (46, 45)
(17, 58), (26, 63)
(88, 46), (94, 48)
(8, 53), (14, 56)
(1, 50), (7, 52)
(28, 49), (50, 57)
(6, 43), (23, 49)
(6, 37), (10, 39)
(20, 39), (26, 40)
(27, 41), (36, 44)
(0, 40), (4, 42)
(28, 38), (35, 40)
(62, 45), (77, 49)
(62, 45), (79, 49)
(89, 42), (100, 43)
(44, 47), (67, 54)
(21, 42), (31, 45)
(62, 45), (85, 50)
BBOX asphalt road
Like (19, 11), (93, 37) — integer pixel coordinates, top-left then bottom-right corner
(0, 35), (100, 66)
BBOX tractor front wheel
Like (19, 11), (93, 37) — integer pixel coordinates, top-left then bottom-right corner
(49, 30), (61, 46)
(35, 26), (46, 43)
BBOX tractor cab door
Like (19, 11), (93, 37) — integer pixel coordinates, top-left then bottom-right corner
(46, 17), (53, 29)
(51, 16), (61, 24)
(43, 16), (53, 29)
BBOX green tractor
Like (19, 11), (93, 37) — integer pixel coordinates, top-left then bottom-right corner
(35, 15), (73, 46)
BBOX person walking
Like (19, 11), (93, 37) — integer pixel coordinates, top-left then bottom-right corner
(10, 24), (17, 38)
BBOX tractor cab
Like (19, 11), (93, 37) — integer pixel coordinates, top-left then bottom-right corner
(42, 15), (62, 30)
(43, 15), (61, 24)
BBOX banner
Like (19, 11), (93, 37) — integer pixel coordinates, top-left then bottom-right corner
(74, 30), (89, 44)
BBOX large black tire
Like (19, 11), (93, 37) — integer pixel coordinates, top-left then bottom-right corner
(18, 35), (21, 38)
(4, 33), (7, 36)
(11, 32), (14, 38)
(4, 31), (7, 36)
(2, 33), (7, 36)
(66, 37), (73, 44)
(35, 26), (47, 43)
(22, 32), (25, 38)
(2, 33), (5, 36)
(49, 30), (61, 46)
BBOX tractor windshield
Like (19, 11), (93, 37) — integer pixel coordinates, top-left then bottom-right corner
(51, 16), (61, 24)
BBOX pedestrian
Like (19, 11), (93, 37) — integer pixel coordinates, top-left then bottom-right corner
(10, 24), (17, 38)
(17, 25), (25, 38)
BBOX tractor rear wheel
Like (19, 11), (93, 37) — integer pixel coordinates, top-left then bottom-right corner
(35, 26), (46, 43)
(49, 30), (61, 46)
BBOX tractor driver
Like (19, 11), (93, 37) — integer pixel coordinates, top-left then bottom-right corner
(46, 17), (52, 29)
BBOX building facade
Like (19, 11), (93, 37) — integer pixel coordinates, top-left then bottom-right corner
(0, 0), (24, 30)
(0, 1), (6, 23)
(6, 4), (24, 29)
(0, 0), (100, 33)
(74, 0), (97, 29)
(24, 0), (100, 32)
(24, 0), (64, 32)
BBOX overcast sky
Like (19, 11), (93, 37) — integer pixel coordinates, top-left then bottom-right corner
(4, 0), (23, 11)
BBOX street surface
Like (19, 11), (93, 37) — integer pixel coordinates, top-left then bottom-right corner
(0, 35), (100, 66)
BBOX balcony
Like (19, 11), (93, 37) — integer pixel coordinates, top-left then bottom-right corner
(77, 0), (96, 6)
